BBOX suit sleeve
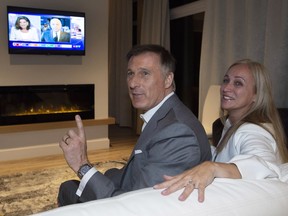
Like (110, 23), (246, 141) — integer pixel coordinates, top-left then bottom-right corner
(78, 166), (126, 202)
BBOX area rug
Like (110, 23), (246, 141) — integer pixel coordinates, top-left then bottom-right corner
(0, 160), (127, 216)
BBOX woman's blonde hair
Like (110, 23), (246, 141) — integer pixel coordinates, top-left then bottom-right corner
(217, 59), (288, 163)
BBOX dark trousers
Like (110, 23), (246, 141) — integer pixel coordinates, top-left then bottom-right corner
(58, 168), (124, 206)
(58, 180), (81, 206)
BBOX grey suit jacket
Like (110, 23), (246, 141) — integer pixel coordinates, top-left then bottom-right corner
(79, 94), (211, 202)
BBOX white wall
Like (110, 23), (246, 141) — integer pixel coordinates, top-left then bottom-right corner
(0, 0), (109, 161)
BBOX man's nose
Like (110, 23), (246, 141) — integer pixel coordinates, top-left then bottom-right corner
(128, 75), (140, 88)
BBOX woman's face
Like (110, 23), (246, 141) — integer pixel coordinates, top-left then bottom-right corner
(220, 64), (256, 123)
(19, 19), (29, 30)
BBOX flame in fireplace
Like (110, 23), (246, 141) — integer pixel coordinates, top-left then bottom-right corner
(7, 105), (88, 117)
(0, 84), (95, 125)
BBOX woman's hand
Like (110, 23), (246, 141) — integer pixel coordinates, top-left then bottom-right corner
(154, 161), (241, 202)
(154, 161), (216, 202)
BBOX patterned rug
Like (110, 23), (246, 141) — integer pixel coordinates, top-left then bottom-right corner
(0, 160), (127, 216)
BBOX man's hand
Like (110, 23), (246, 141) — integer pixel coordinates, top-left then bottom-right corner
(59, 115), (89, 173)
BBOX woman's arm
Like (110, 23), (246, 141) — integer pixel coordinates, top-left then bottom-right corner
(227, 124), (281, 179)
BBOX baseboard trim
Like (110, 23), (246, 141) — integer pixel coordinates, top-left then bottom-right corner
(0, 138), (110, 162)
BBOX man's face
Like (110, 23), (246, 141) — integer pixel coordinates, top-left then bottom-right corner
(126, 52), (173, 111)
(50, 18), (62, 32)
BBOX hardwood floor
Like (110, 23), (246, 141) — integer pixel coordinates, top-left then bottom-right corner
(0, 125), (138, 175)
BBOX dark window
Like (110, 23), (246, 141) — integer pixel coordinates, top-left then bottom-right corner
(169, 0), (199, 9)
(170, 12), (204, 117)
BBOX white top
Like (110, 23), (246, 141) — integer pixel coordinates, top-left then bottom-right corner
(212, 120), (282, 180)
(10, 27), (39, 41)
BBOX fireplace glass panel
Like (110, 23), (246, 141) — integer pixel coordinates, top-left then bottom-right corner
(0, 84), (94, 126)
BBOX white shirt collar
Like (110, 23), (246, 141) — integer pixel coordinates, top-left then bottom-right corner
(140, 92), (174, 130)
(54, 31), (60, 37)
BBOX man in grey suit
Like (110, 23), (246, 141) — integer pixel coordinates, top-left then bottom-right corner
(41, 18), (70, 42)
(58, 44), (211, 206)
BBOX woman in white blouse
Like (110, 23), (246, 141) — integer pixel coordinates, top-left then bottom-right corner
(10, 16), (39, 42)
(154, 59), (288, 202)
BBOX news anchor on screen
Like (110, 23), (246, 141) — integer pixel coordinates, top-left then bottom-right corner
(10, 16), (40, 41)
(41, 17), (70, 42)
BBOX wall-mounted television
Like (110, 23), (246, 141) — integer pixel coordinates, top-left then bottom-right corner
(7, 6), (85, 56)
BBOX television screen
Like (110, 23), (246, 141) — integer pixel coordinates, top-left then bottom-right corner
(7, 6), (85, 55)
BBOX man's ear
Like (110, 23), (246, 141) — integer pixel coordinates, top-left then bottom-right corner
(165, 72), (174, 88)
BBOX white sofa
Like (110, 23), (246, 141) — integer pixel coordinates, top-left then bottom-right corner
(35, 164), (288, 216)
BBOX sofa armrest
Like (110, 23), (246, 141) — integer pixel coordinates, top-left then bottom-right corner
(34, 177), (288, 216)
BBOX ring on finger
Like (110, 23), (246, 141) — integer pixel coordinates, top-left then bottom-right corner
(64, 136), (70, 144)
(186, 179), (193, 186)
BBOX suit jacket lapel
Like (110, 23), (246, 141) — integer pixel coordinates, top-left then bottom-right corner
(120, 94), (180, 187)
(132, 94), (180, 153)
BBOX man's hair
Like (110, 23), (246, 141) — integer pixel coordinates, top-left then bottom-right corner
(126, 44), (176, 90)
(49, 17), (63, 25)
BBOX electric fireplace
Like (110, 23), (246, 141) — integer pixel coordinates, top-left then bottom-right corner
(0, 84), (94, 126)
